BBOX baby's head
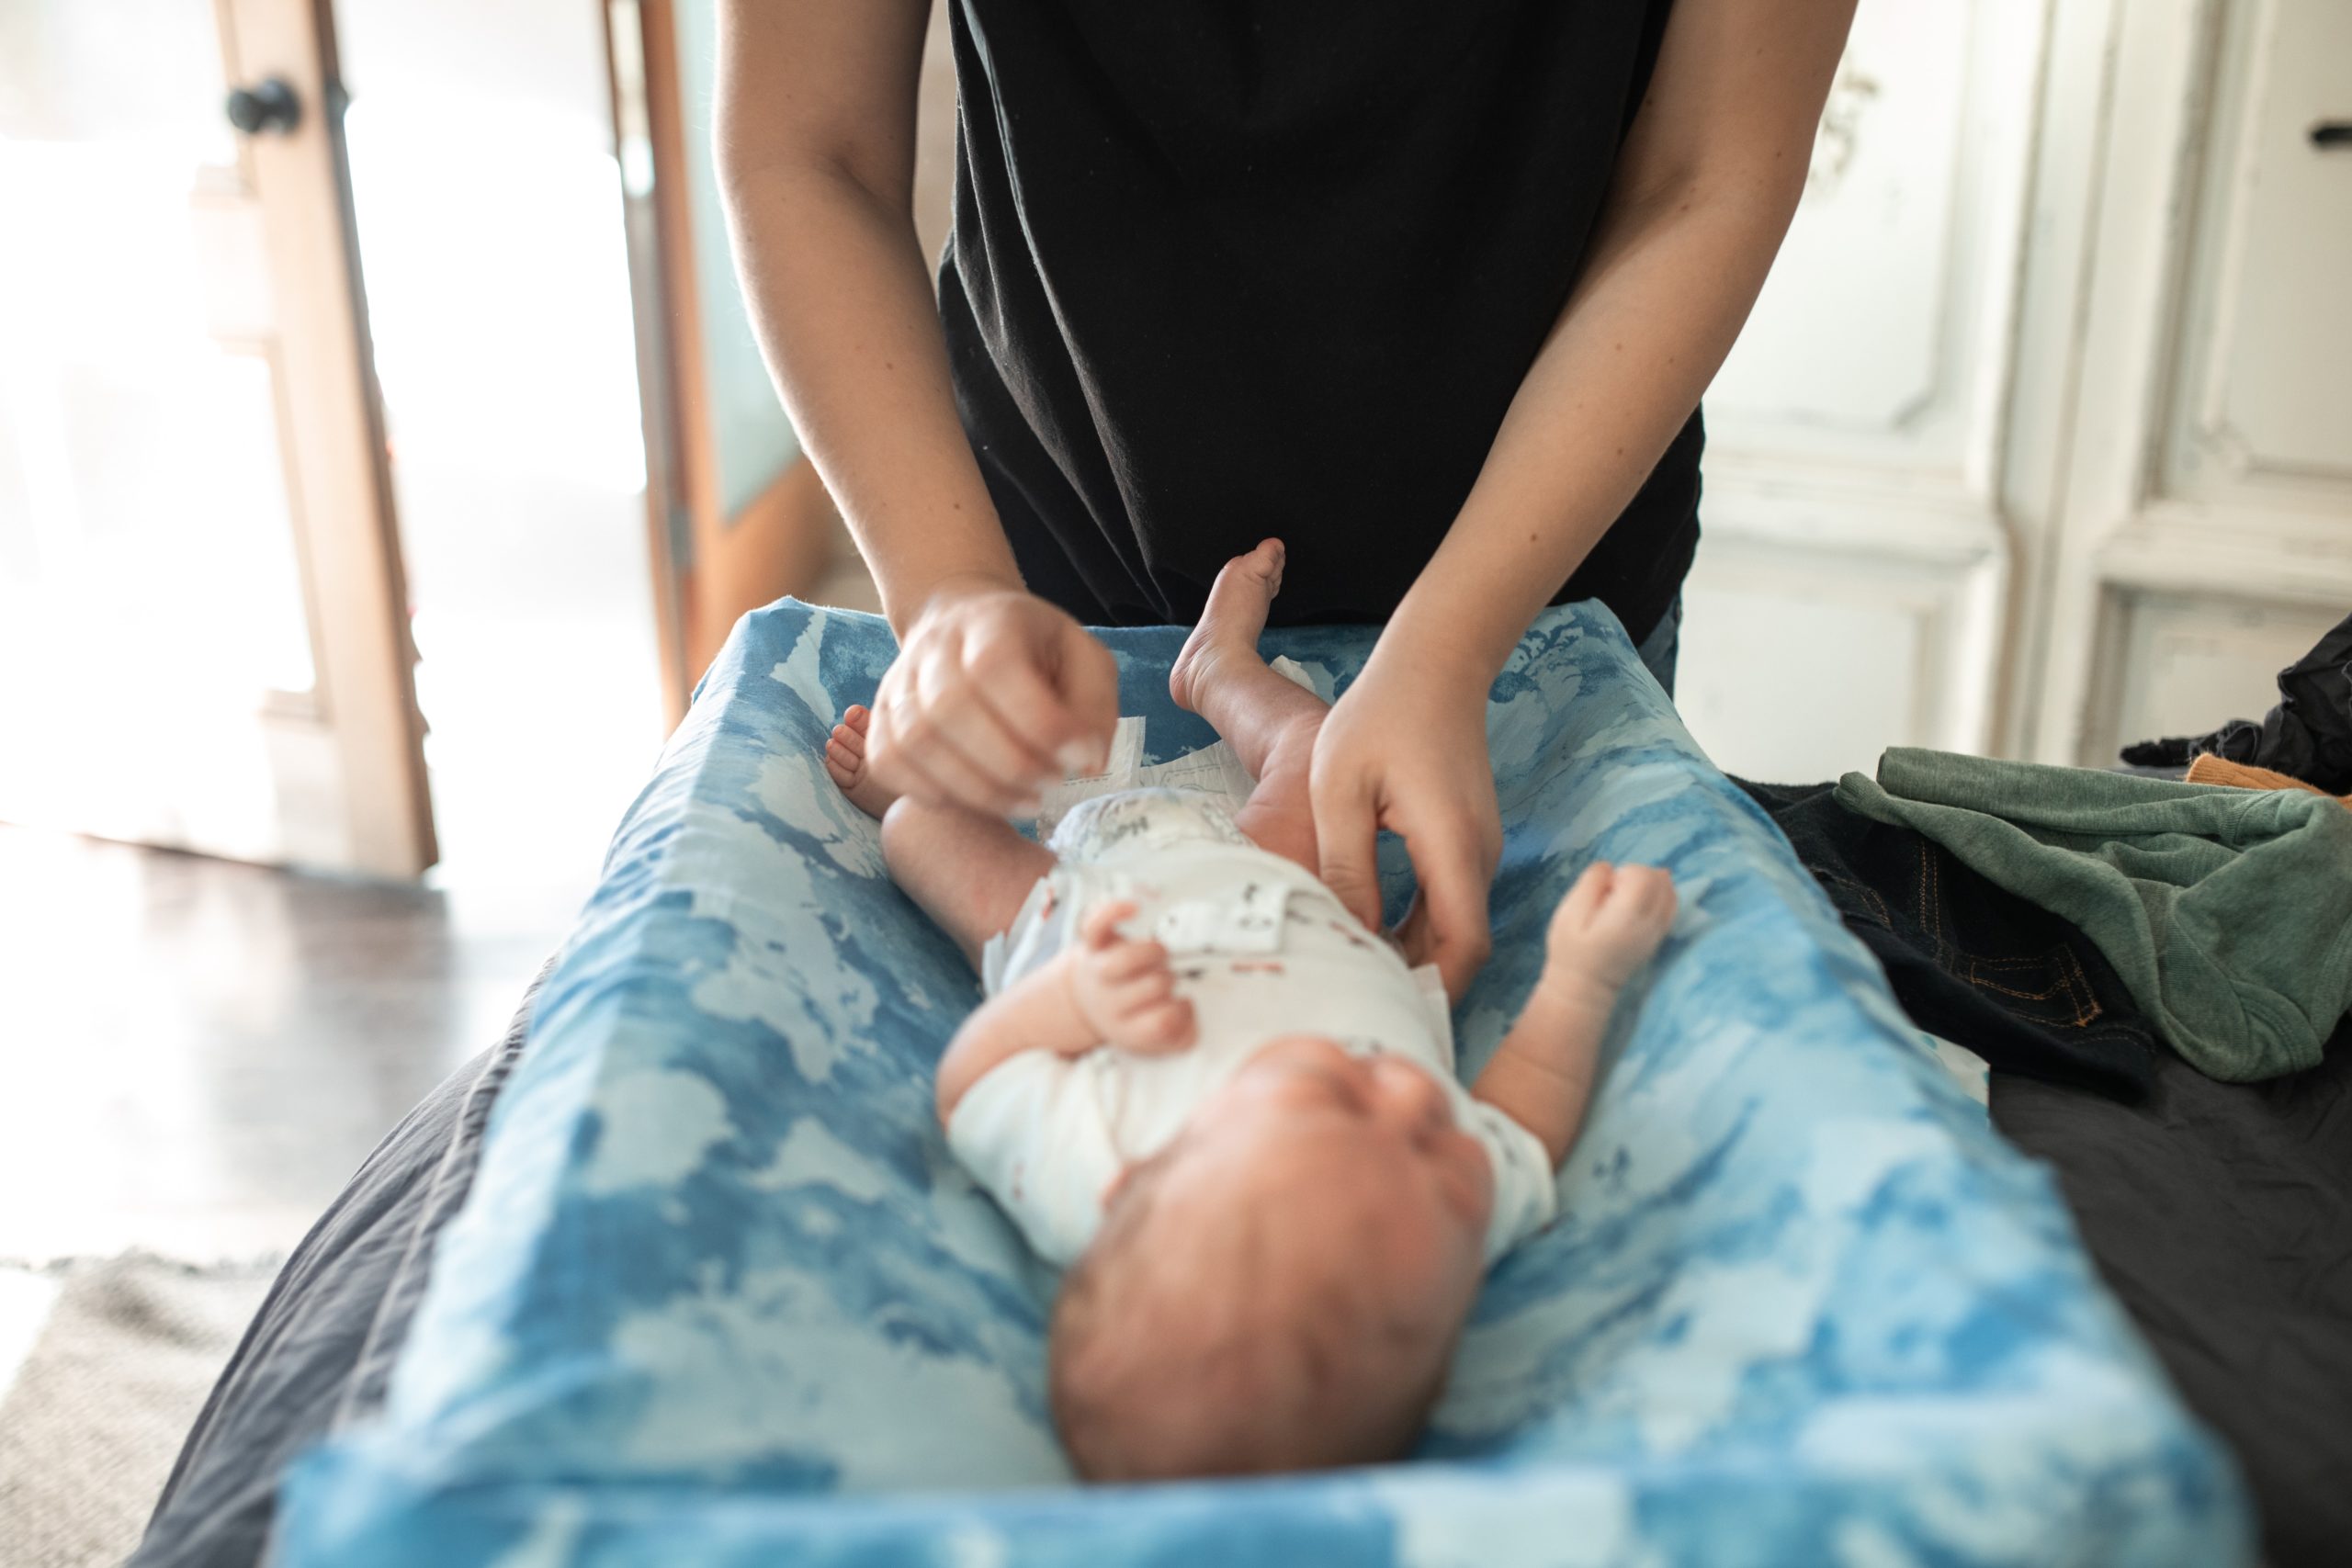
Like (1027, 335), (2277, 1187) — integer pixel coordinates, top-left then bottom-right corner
(1049, 1034), (1494, 1481)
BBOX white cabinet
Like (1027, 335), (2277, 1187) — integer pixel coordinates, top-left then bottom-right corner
(2181, 0), (2352, 485)
(2089, 592), (2346, 762)
(1678, 0), (2351, 783)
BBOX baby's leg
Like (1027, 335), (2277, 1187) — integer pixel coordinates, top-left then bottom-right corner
(880, 797), (1057, 969)
(1168, 539), (1328, 871)
(831, 704), (1056, 966)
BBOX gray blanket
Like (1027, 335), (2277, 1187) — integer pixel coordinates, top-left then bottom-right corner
(127, 967), (543, 1568)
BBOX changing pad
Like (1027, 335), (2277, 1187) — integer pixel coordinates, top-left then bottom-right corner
(275, 600), (2247, 1566)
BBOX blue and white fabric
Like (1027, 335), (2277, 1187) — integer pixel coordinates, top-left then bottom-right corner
(274, 599), (2247, 1567)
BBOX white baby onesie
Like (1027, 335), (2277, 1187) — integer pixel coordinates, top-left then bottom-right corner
(949, 782), (1557, 1270)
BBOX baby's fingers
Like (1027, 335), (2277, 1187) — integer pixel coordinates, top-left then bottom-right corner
(1646, 872), (1679, 924)
(1080, 900), (1141, 950)
(1619, 865), (1677, 921)
(1095, 938), (1170, 983)
(1123, 998), (1196, 1053)
(1554, 862), (1616, 931)
(1106, 967), (1177, 1015)
(1600, 867), (1677, 942)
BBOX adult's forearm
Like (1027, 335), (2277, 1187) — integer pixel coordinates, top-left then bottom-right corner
(1383, 185), (1799, 687)
(722, 160), (1019, 636)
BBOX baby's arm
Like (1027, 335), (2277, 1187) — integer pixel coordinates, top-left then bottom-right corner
(934, 900), (1196, 1122)
(1472, 863), (1676, 1163)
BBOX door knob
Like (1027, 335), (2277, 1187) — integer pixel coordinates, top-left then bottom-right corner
(2312, 121), (2352, 150)
(224, 78), (301, 137)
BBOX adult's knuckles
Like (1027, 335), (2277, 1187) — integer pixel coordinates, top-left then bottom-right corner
(963, 635), (1029, 683)
(924, 660), (976, 707)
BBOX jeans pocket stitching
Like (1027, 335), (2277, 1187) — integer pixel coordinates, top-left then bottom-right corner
(1917, 841), (1951, 959)
(2054, 942), (2102, 1027)
(1813, 866), (1891, 928)
(1957, 947), (2104, 1027)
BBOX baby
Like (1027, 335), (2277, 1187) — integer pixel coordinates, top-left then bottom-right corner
(825, 540), (1675, 1481)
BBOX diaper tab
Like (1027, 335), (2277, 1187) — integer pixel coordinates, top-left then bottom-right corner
(1153, 879), (1291, 955)
(1033, 717), (1148, 839)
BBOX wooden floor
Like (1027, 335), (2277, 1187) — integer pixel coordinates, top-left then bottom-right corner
(0, 536), (868, 1267)
(0, 825), (569, 1263)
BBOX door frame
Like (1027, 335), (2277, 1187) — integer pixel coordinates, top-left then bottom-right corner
(603, 0), (838, 727)
(227, 0), (435, 874)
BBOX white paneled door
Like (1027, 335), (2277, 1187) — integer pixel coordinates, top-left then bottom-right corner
(1675, 0), (2349, 784)
(2030, 0), (2352, 768)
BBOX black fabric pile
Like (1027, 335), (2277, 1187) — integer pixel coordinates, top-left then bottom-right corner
(1995, 1027), (2352, 1568)
(1735, 773), (2351, 1567)
(2120, 611), (2352, 790)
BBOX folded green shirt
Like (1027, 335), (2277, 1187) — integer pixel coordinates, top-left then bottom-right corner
(1834, 748), (2352, 1081)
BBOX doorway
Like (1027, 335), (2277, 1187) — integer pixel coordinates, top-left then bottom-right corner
(0, 0), (433, 876)
(335, 0), (665, 931)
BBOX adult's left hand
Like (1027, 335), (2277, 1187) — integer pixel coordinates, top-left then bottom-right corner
(1309, 654), (1500, 1004)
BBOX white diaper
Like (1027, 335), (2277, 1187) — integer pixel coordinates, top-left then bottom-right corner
(1026, 654), (1323, 841)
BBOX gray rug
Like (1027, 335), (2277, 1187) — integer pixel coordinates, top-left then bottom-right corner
(0, 1256), (275, 1568)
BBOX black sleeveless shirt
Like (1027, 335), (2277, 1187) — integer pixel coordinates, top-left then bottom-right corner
(940, 0), (1701, 639)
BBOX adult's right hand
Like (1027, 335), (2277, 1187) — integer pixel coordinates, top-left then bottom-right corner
(866, 578), (1120, 817)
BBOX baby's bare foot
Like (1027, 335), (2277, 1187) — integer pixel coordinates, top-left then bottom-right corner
(824, 705), (900, 818)
(1170, 537), (1284, 715)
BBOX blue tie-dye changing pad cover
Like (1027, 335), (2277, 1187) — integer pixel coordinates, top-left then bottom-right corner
(275, 600), (2246, 1566)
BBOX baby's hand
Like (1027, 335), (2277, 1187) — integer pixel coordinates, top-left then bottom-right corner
(1064, 901), (1197, 1054)
(1543, 862), (1677, 998)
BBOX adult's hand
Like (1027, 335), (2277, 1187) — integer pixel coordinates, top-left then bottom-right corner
(1310, 654), (1500, 1004)
(866, 578), (1120, 817)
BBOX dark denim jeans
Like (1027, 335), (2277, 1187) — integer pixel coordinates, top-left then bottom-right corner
(1736, 778), (2156, 1100)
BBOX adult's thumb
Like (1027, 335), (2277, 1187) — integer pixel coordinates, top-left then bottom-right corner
(1315, 786), (1385, 933)
(1053, 621), (1121, 773)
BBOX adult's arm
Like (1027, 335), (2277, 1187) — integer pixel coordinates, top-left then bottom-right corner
(1312, 0), (1858, 1000)
(714, 1), (1115, 811)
